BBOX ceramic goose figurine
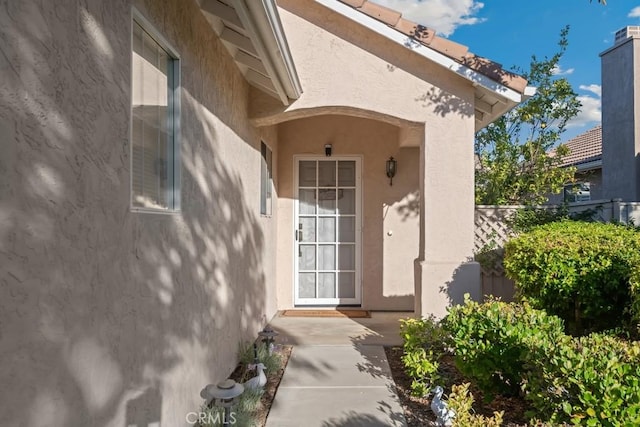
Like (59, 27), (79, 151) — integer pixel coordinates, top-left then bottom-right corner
(431, 386), (455, 426)
(243, 363), (267, 390)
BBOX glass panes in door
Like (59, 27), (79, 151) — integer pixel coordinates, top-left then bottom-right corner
(295, 159), (359, 305)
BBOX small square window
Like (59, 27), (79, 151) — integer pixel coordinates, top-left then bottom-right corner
(131, 15), (180, 211)
(261, 142), (273, 215)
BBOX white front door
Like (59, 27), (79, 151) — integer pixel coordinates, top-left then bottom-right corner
(294, 157), (362, 306)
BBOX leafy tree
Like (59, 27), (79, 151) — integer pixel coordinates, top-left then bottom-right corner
(475, 26), (581, 205)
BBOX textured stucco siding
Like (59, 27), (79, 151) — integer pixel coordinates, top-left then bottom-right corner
(0, 0), (278, 425)
(270, 0), (477, 315)
(276, 115), (418, 311)
(601, 37), (640, 202)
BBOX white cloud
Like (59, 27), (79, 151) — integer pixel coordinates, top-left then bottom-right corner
(567, 87), (601, 129)
(628, 6), (640, 18)
(375, 0), (485, 36)
(551, 65), (575, 76)
(579, 84), (602, 97)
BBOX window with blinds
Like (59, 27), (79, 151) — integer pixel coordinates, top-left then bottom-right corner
(131, 16), (180, 211)
(260, 142), (273, 216)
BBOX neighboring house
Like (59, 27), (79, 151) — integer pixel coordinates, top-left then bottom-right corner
(548, 125), (602, 204)
(0, 0), (528, 425)
(548, 26), (640, 206)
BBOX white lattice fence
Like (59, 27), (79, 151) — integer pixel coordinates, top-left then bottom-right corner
(475, 206), (520, 300)
(474, 200), (640, 301)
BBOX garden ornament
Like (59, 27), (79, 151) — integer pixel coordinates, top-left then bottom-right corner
(200, 379), (244, 425)
(431, 386), (455, 426)
(243, 363), (267, 390)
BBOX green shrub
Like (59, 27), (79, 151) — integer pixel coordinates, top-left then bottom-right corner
(523, 333), (640, 425)
(447, 383), (504, 427)
(399, 317), (448, 396)
(504, 221), (640, 335)
(506, 205), (600, 234)
(443, 296), (565, 398)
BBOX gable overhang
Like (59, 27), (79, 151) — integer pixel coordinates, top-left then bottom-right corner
(315, 0), (532, 131)
(200, 0), (302, 105)
(575, 159), (602, 172)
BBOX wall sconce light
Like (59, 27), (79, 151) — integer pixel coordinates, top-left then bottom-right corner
(386, 156), (397, 186)
(325, 144), (332, 157)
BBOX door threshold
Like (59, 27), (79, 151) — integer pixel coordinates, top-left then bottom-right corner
(280, 309), (370, 318)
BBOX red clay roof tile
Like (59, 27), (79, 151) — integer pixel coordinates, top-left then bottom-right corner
(335, 0), (527, 94)
(358, 1), (402, 26)
(427, 36), (469, 61)
(394, 18), (434, 44)
(339, 0), (366, 8)
(557, 125), (602, 167)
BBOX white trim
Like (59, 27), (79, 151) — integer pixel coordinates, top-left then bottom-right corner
(260, 0), (303, 99)
(293, 156), (363, 306)
(316, 0), (523, 103)
(235, 1), (301, 105)
(131, 8), (181, 60)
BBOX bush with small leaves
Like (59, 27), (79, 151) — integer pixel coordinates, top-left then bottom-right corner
(523, 333), (640, 425)
(447, 382), (504, 427)
(399, 317), (449, 397)
(504, 221), (640, 335)
(443, 296), (565, 398)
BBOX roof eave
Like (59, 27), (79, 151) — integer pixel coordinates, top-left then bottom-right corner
(575, 159), (603, 171)
(235, 0), (303, 105)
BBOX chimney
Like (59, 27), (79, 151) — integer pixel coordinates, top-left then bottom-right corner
(614, 26), (640, 45)
(601, 27), (640, 201)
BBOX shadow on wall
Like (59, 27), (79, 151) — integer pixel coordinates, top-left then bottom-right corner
(0, 1), (267, 425)
(393, 189), (420, 221)
(440, 259), (479, 308)
(279, 0), (474, 122)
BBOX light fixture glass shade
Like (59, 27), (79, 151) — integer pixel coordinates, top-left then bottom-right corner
(258, 326), (279, 340)
(202, 379), (244, 402)
(386, 157), (397, 179)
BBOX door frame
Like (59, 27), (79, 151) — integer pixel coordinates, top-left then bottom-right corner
(292, 155), (363, 306)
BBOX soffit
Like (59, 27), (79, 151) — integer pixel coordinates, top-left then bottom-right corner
(198, 0), (301, 105)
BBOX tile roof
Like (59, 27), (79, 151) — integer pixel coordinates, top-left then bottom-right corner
(336, 0), (528, 94)
(557, 125), (602, 167)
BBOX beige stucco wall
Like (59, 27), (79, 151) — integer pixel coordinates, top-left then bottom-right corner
(266, 0), (479, 315)
(0, 0), (278, 425)
(254, 0), (475, 130)
(276, 115), (419, 310)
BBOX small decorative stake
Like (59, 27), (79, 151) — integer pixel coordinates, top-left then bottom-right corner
(258, 326), (279, 354)
(431, 386), (455, 426)
(253, 342), (259, 364)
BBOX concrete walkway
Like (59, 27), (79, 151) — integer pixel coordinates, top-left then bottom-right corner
(265, 312), (412, 427)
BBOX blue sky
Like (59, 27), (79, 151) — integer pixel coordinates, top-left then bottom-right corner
(376, 0), (640, 142)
